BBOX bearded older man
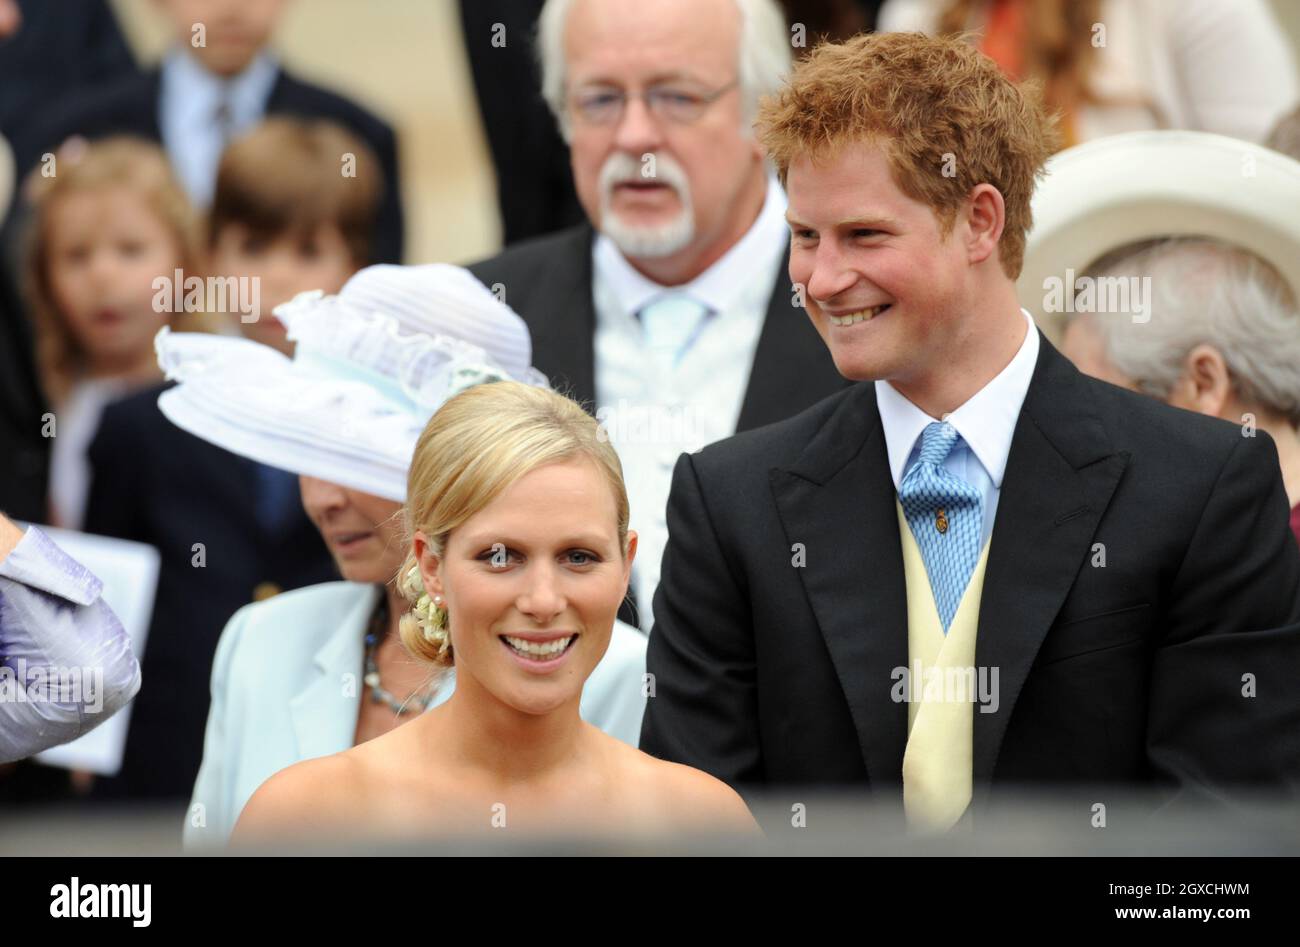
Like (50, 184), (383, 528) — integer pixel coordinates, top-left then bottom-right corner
(467, 0), (846, 632)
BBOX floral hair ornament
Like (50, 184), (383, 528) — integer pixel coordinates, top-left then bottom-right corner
(404, 562), (451, 658)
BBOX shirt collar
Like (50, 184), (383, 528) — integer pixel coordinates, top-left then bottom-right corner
(161, 46), (280, 126)
(593, 174), (788, 317)
(875, 308), (1040, 490)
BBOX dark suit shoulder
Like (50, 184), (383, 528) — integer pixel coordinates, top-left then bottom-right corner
(94, 381), (173, 436)
(1076, 371), (1250, 469)
(17, 71), (160, 171)
(467, 223), (594, 286)
(270, 71), (395, 142)
(91, 380), (239, 472)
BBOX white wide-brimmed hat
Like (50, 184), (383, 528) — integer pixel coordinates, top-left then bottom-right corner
(1018, 130), (1300, 340)
(156, 263), (549, 501)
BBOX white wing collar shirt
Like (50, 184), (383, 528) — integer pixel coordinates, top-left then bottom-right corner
(875, 308), (1040, 549)
(159, 47), (279, 206)
(592, 174), (789, 631)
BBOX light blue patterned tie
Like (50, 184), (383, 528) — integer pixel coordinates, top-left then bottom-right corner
(898, 421), (984, 633)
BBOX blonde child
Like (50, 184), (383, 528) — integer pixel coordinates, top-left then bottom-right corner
(23, 136), (210, 528)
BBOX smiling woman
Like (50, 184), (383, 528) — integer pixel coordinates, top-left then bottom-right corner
(396, 381), (634, 680)
(167, 264), (656, 848)
(231, 381), (759, 844)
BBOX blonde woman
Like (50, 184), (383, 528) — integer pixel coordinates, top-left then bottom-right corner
(156, 264), (652, 847)
(233, 381), (758, 842)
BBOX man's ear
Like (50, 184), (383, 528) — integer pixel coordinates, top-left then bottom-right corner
(964, 183), (1006, 266)
(411, 530), (444, 598)
(1176, 343), (1234, 418)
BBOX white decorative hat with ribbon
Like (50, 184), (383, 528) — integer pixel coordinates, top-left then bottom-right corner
(155, 263), (549, 501)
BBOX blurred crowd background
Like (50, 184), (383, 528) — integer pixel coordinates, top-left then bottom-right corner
(66, 0), (1300, 265)
(1, 0), (1298, 835)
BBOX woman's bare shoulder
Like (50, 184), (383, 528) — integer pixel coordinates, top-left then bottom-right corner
(230, 752), (365, 846)
(611, 740), (760, 835)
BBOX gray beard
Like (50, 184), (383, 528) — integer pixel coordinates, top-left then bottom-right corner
(600, 203), (695, 259)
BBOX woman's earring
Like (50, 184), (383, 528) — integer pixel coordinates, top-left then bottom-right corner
(433, 595), (443, 607)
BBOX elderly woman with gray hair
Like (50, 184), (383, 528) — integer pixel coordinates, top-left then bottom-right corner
(1021, 130), (1300, 548)
(1062, 237), (1300, 546)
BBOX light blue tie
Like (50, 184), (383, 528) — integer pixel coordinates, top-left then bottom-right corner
(898, 421), (984, 633)
(637, 293), (710, 371)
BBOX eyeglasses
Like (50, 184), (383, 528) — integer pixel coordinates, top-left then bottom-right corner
(568, 80), (739, 127)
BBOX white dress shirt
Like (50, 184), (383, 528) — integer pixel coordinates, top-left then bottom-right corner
(49, 377), (130, 530)
(875, 308), (1040, 548)
(158, 48), (280, 206)
(592, 175), (790, 631)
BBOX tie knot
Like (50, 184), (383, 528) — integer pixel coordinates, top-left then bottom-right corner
(638, 292), (707, 322)
(917, 421), (961, 467)
(637, 293), (710, 357)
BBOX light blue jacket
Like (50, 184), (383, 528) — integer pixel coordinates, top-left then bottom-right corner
(183, 581), (648, 848)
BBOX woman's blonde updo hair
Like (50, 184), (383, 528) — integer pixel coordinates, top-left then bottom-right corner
(396, 381), (630, 668)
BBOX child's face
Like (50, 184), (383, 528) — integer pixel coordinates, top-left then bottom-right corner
(45, 187), (181, 373)
(209, 222), (358, 356)
(159, 0), (289, 77)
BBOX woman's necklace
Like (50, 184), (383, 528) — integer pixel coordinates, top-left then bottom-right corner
(364, 591), (439, 716)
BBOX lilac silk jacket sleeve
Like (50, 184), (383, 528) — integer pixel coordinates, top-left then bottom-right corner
(0, 526), (141, 763)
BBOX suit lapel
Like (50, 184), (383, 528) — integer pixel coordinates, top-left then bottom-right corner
(970, 334), (1128, 805)
(770, 384), (910, 790)
(288, 584), (375, 760)
(527, 226), (598, 409)
(768, 335), (1130, 796)
(264, 68), (295, 112)
(145, 70), (164, 139)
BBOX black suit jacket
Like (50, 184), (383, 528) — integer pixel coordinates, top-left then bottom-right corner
(14, 66), (403, 265)
(0, 0), (137, 157)
(468, 223), (850, 625)
(83, 384), (337, 801)
(640, 332), (1300, 825)
(457, 0), (584, 245)
(0, 268), (48, 522)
